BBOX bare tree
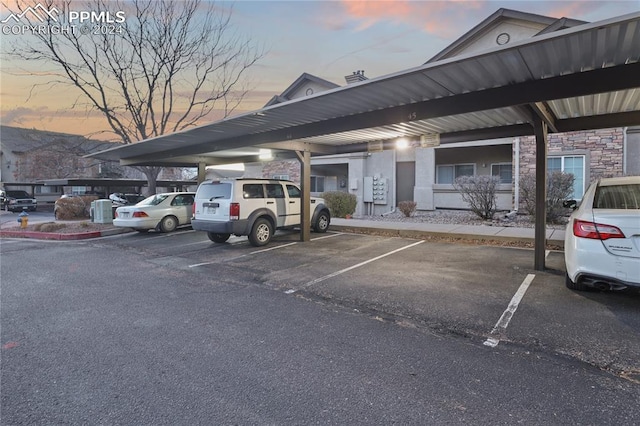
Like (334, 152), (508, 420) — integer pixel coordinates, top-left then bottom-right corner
(4, 0), (265, 194)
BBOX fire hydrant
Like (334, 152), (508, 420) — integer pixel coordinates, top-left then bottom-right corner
(17, 211), (28, 229)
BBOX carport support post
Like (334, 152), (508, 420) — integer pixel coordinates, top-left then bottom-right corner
(534, 119), (548, 271)
(296, 149), (311, 242)
(197, 162), (207, 184)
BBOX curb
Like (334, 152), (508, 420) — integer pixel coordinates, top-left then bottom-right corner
(329, 224), (565, 249)
(0, 227), (132, 240)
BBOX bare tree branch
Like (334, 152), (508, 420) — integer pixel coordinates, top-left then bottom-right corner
(3, 0), (266, 193)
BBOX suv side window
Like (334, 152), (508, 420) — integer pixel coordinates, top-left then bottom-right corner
(243, 184), (264, 199)
(286, 185), (301, 198)
(266, 184), (285, 198)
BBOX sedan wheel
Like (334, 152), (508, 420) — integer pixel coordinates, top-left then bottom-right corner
(159, 215), (178, 233)
(248, 218), (272, 247)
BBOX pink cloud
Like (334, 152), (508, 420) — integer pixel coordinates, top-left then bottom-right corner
(336, 0), (487, 38)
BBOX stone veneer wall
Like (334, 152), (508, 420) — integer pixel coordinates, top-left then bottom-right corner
(518, 128), (624, 181)
(261, 160), (300, 183)
(516, 128), (624, 209)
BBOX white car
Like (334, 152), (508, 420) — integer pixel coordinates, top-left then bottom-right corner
(564, 176), (640, 291)
(113, 192), (195, 233)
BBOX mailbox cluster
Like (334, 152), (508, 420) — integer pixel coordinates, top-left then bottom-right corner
(363, 175), (388, 205)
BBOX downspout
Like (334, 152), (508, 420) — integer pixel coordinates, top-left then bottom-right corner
(514, 137), (520, 211)
(623, 127), (628, 176)
(382, 150), (397, 216)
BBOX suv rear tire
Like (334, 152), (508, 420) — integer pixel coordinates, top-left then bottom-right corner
(208, 232), (230, 243)
(249, 218), (273, 247)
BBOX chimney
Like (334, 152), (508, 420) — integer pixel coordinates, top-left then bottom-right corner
(345, 70), (368, 84)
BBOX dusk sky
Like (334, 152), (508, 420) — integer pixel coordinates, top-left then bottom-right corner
(1, 0), (638, 140)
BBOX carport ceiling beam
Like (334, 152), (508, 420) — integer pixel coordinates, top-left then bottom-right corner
(259, 141), (337, 155)
(120, 141), (336, 165)
(522, 103), (559, 134)
(120, 154), (273, 167)
(334, 124), (534, 153)
(556, 111), (640, 132)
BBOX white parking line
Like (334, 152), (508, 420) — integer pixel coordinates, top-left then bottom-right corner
(483, 274), (535, 348)
(311, 232), (345, 241)
(188, 242), (298, 267)
(285, 240), (425, 294)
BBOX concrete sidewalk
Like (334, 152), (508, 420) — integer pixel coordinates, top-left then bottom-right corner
(330, 217), (566, 248)
(0, 209), (566, 247)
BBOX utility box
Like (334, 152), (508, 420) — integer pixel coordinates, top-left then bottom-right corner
(93, 199), (113, 224)
(364, 175), (388, 205)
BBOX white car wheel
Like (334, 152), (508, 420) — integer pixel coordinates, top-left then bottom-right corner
(160, 216), (178, 233)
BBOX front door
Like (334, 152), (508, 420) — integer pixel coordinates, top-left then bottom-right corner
(396, 161), (415, 204)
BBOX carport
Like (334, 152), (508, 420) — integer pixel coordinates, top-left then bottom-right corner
(89, 12), (640, 271)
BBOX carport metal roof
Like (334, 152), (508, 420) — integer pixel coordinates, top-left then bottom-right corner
(89, 12), (640, 271)
(90, 12), (640, 167)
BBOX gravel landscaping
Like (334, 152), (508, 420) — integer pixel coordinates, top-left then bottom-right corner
(355, 209), (567, 230)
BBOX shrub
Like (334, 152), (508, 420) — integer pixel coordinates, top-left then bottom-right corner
(452, 175), (500, 220)
(322, 191), (357, 218)
(34, 222), (66, 232)
(398, 200), (417, 217)
(519, 171), (575, 223)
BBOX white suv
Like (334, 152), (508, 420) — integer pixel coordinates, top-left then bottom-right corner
(192, 179), (331, 246)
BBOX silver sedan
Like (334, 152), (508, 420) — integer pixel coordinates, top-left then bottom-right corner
(113, 192), (195, 233)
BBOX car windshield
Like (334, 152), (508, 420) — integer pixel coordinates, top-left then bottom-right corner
(593, 184), (640, 209)
(138, 194), (170, 206)
(7, 191), (31, 198)
(198, 182), (231, 200)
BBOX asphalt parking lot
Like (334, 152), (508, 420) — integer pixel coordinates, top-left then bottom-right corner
(93, 226), (640, 380)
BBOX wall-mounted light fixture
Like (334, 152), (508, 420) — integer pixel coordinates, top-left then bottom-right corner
(259, 149), (273, 161)
(395, 137), (409, 150)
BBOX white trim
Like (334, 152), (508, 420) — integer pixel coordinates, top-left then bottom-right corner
(435, 138), (513, 149)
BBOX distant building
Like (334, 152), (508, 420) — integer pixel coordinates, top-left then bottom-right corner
(0, 125), (191, 204)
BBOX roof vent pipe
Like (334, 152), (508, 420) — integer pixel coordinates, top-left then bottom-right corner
(345, 70), (368, 84)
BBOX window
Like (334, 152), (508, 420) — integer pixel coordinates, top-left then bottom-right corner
(286, 185), (301, 198)
(436, 164), (474, 184)
(265, 184), (285, 198)
(171, 194), (194, 206)
(310, 176), (325, 192)
(594, 184), (640, 209)
(243, 184), (264, 199)
(198, 182), (231, 200)
(548, 155), (585, 199)
(491, 163), (512, 184)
